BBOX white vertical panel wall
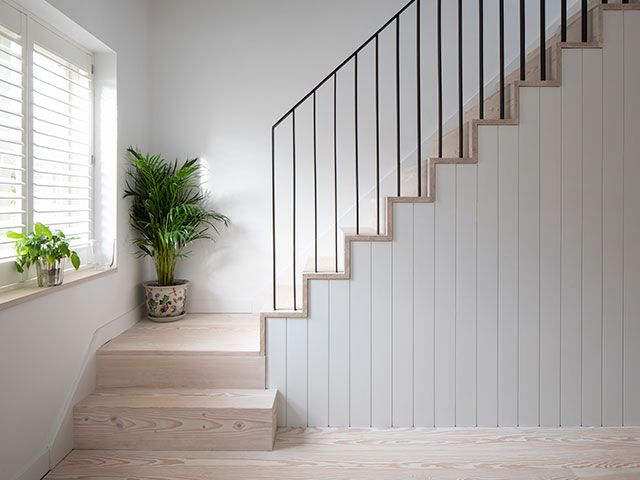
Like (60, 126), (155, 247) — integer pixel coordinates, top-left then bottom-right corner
(267, 10), (640, 427)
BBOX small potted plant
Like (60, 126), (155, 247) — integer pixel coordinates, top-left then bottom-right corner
(124, 147), (229, 322)
(7, 223), (81, 287)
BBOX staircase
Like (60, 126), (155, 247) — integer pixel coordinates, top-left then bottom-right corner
(268, 0), (639, 315)
(264, 0), (640, 429)
(72, 314), (277, 451)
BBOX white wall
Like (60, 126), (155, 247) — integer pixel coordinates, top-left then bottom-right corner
(266, 9), (640, 428)
(148, 0), (576, 313)
(0, 1), (151, 479)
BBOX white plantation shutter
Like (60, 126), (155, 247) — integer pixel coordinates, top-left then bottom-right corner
(31, 43), (93, 246)
(0, 1), (95, 287)
(0, 22), (25, 262)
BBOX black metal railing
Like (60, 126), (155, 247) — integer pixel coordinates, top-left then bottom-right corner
(272, 0), (601, 311)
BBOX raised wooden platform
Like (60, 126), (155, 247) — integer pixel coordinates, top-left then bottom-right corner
(96, 314), (265, 389)
(72, 313), (276, 452)
(74, 388), (277, 451)
(50, 427), (640, 479)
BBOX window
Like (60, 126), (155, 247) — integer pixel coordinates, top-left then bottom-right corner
(0, 0), (94, 287)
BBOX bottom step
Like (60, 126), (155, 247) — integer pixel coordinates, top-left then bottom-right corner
(74, 388), (277, 451)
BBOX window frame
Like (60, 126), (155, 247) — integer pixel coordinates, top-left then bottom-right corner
(0, 0), (95, 289)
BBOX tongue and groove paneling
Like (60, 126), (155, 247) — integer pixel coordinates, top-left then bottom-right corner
(434, 166), (456, 427)
(602, 8), (624, 428)
(623, 10), (640, 427)
(497, 125), (519, 427)
(371, 241), (393, 427)
(517, 87), (540, 428)
(413, 202), (435, 427)
(476, 125), (499, 427)
(581, 47), (604, 427)
(455, 164), (478, 428)
(266, 9), (640, 428)
(392, 203), (414, 427)
(539, 85), (562, 427)
(560, 47), (583, 428)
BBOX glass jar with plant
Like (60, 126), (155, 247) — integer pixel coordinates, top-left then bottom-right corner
(124, 147), (229, 322)
(7, 223), (81, 287)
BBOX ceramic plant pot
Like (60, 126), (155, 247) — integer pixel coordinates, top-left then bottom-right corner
(143, 280), (189, 322)
(36, 259), (64, 287)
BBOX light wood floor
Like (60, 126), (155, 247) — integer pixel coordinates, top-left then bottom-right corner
(47, 427), (640, 479)
(99, 313), (261, 354)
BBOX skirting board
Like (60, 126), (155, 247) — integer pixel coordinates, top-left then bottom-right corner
(46, 303), (145, 471)
(14, 449), (49, 480)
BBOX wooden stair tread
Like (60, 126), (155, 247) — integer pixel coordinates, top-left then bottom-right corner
(74, 388), (277, 451)
(76, 388), (276, 410)
(99, 313), (261, 355)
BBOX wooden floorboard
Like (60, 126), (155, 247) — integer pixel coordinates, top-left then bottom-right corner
(47, 427), (640, 479)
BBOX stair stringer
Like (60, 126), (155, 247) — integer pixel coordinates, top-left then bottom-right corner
(259, 3), (638, 341)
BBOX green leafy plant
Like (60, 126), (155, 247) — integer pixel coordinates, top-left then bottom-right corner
(123, 147), (229, 286)
(6, 223), (81, 273)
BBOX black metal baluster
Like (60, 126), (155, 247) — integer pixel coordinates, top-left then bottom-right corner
(396, 15), (401, 197)
(375, 35), (381, 234)
(313, 91), (318, 272)
(582, 0), (587, 42)
(479, 0), (484, 119)
(561, 0), (567, 42)
(520, 0), (525, 81)
(540, 0), (546, 81)
(499, 0), (505, 120)
(272, 125), (276, 310)
(458, 0), (463, 158)
(333, 73), (338, 273)
(416, 0), (422, 195)
(292, 110), (297, 310)
(354, 53), (360, 234)
(437, 0), (443, 156)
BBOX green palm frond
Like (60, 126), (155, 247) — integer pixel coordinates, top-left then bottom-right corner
(124, 147), (229, 286)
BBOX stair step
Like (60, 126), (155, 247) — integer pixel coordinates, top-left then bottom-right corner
(100, 313), (261, 354)
(97, 314), (265, 389)
(74, 388), (277, 451)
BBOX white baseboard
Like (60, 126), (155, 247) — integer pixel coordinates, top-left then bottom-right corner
(47, 303), (144, 470)
(14, 449), (49, 480)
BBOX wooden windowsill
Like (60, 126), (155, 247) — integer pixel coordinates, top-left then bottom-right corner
(0, 267), (118, 312)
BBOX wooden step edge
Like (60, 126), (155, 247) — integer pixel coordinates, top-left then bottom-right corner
(601, 3), (640, 11)
(75, 388), (277, 411)
(96, 348), (264, 357)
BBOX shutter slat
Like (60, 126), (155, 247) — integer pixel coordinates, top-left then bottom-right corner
(33, 64), (89, 91)
(32, 129), (89, 148)
(33, 103), (89, 124)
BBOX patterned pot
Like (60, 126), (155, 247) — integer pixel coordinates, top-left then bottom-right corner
(143, 280), (189, 322)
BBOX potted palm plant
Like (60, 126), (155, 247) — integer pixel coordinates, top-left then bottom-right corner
(124, 147), (229, 322)
(7, 223), (81, 287)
